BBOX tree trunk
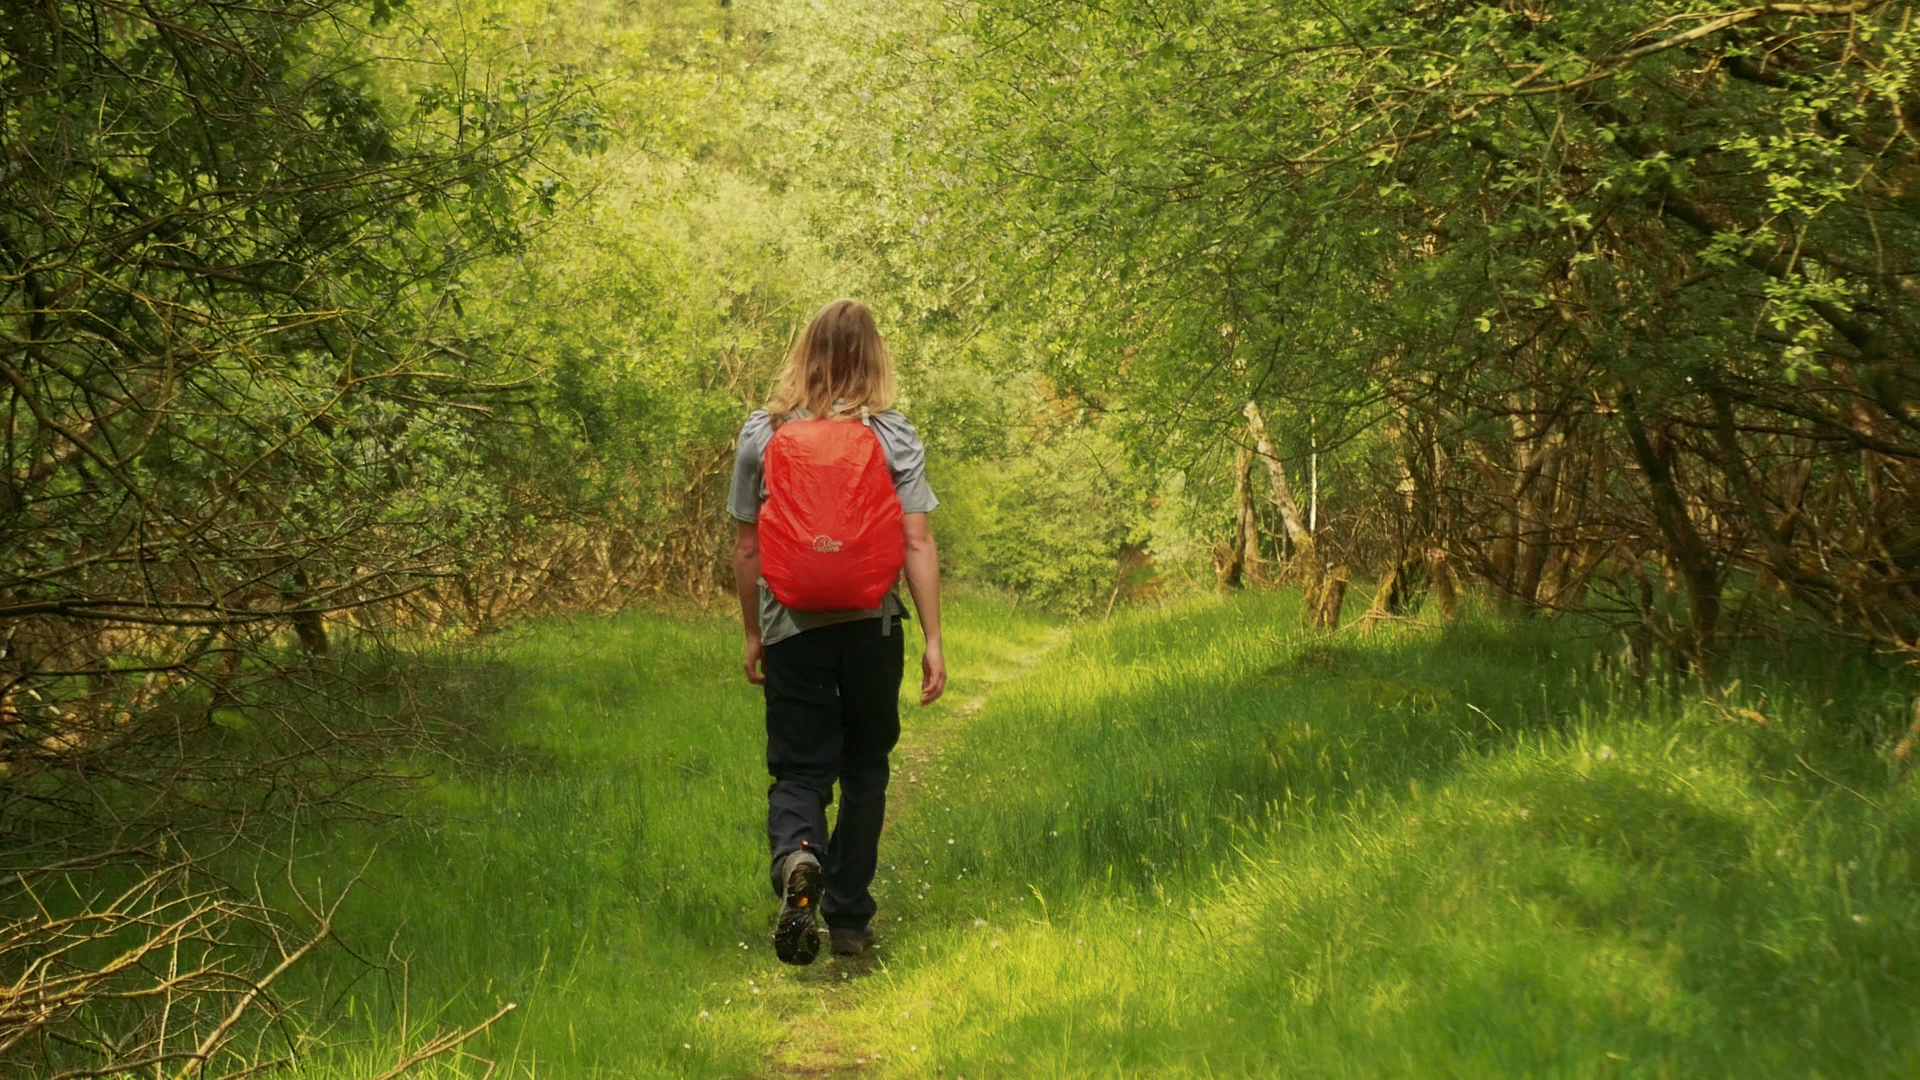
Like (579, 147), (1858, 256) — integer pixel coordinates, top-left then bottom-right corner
(1312, 568), (1349, 631)
(1243, 401), (1315, 554)
(286, 569), (329, 656)
(1242, 453), (1268, 586)
(1243, 400), (1331, 625)
(1619, 393), (1722, 675)
(1511, 432), (1567, 608)
(1216, 446), (1251, 591)
(1427, 546), (1459, 623)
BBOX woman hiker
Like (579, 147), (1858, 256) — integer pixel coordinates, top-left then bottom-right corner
(727, 298), (946, 965)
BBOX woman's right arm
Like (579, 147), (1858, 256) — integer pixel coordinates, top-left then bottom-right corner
(727, 414), (772, 686)
(734, 521), (765, 685)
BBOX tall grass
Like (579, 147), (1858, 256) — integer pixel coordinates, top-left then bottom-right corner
(859, 592), (1920, 1077)
(261, 609), (772, 1078)
(262, 588), (1916, 1078)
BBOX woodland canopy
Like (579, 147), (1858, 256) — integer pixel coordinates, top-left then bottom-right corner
(946, 0), (1920, 674)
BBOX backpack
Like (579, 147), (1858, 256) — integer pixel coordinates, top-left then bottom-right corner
(758, 416), (905, 611)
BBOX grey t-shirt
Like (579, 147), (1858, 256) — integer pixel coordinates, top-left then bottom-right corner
(728, 409), (939, 646)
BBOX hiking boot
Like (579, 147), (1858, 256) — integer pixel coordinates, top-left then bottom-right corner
(773, 849), (823, 965)
(829, 925), (873, 957)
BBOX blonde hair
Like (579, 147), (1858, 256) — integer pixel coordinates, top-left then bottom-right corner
(765, 299), (896, 420)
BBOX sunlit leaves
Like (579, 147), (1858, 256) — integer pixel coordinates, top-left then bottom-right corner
(937, 0), (1920, 658)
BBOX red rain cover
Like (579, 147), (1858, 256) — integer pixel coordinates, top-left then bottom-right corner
(759, 418), (905, 611)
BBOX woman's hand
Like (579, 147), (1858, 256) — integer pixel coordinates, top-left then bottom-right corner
(743, 632), (766, 685)
(919, 641), (946, 705)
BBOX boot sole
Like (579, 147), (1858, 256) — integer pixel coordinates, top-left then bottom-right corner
(774, 858), (823, 965)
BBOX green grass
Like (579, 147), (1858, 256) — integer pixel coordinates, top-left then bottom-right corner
(265, 608), (773, 1078)
(254, 587), (1061, 1078)
(261, 588), (1916, 1078)
(855, 593), (1920, 1078)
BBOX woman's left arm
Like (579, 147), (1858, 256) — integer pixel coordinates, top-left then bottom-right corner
(902, 511), (944, 705)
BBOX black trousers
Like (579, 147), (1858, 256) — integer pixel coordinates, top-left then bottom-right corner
(762, 618), (903, 930)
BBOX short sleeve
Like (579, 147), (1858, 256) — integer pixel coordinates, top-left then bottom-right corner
(727, 411), (774, 522)
(871, 411), (939, 515)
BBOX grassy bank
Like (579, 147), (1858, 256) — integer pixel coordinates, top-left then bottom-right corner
(273, 589), (1915, 1078)
(856, 594), (1920, 1078)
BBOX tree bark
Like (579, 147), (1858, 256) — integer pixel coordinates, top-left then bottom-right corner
(1511, 431), (1567, 608)
(1619, 392), (1722, 675)
(1427, 546), (1459, 623)
(1314, 569), (1349, 631)
(1242, 449), (1268, 586)
(1217, 446), (1251, 591)
(1243, 401), (1315, 555)
(1244, 401), (1339, 627)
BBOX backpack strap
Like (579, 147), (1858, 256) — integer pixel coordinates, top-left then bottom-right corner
(865, 406), (891, 635)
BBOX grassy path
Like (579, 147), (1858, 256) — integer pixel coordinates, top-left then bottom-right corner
(892, 624), (1075, 816)
(260, 590), (1068, 1080)
(745, 593), (1919, 1078)
(266, 589), (1918, 1079)
(759, 618), (1073, 1077)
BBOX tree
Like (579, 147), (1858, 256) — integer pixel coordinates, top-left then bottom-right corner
(1, 0), (579, 738)
(1, 2), (575, 1068)
(946, 0), (1920, 671)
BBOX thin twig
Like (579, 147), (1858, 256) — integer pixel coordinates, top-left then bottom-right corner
(368, 1002), (517, 1080)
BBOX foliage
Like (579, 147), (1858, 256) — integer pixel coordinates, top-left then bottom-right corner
(943, 0), (1920, 669)
(0, 1), (574, 1072)
(977, 449), (1146, 615)
(349, 0), (981, 614)
(0, 0), (576, 742)
(924, 369), (1201, 614)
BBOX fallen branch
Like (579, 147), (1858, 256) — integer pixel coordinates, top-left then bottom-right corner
(370, 1001), (517, 1080)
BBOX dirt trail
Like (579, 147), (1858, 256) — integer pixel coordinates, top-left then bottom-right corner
(756, 625), (1072, 1078)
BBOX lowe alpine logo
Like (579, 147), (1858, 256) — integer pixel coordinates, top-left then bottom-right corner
(811, 535), (845, 553)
